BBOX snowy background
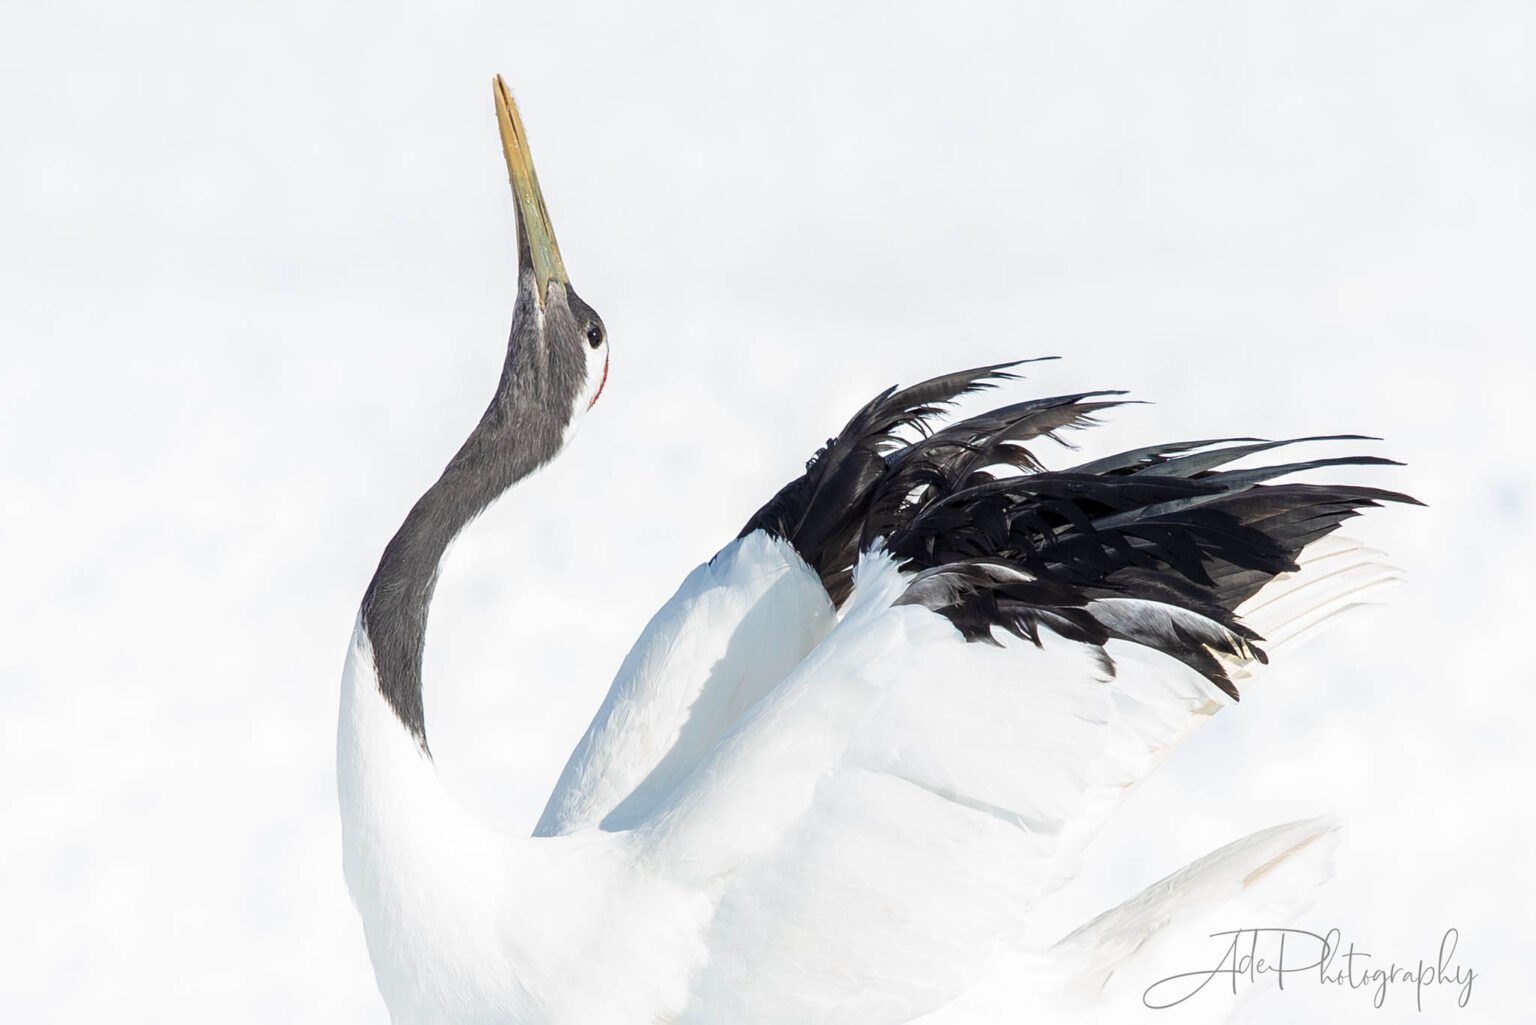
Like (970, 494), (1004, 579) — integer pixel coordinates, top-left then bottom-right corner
(3, 1), (1532, 1021)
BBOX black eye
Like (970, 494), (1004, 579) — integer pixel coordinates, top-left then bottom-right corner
(585, 323), (604, 349)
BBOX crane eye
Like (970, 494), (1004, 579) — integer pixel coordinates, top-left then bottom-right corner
(585, 324), (604, 349)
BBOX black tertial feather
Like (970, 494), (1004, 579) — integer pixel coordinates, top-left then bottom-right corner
(740, 361), (1030, 604)
(741, 362), (1418, 698)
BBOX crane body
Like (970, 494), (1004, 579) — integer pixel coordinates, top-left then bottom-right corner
(339, 78), (1413, 1024)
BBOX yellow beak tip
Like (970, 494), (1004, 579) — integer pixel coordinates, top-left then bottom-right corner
(491, 75), (568, 299)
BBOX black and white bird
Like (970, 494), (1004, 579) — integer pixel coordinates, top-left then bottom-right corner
(338, 79), (1415, 1025)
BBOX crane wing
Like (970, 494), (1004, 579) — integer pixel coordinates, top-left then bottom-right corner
(535, 531), (835, 836)
(605, 364), (1413, 1022)
(632, 550), (1213, 1022)
(633, 538), (1393, 1023)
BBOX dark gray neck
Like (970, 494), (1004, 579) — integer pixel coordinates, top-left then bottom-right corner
(359, 270), (594, 748)
(360, 323), (577, 748)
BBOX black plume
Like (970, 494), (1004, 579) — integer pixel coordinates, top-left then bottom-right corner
(740, 362), (1418, 697)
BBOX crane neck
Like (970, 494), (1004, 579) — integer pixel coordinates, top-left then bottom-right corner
(359, 381), (566, 750)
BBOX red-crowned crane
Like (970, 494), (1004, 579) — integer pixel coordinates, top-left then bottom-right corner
(337, 78), (1414, 1024)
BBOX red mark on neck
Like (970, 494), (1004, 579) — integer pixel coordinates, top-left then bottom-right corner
(589, 353), (609, 409)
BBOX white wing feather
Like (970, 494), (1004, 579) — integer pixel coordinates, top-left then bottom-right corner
(536, 531), (834, 835)
(912, 817), (1341, 1025)
(621, 549), (1219, 1023)
(611, 535), (1393, 1023)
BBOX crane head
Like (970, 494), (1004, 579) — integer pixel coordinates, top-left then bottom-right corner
(494, 76), (609, 431)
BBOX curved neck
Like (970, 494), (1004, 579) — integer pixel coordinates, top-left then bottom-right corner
(360, 470), (483, 748)
(360, 377), (564, 749)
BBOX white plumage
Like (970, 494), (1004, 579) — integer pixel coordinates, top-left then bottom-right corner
(340, 526), (1393, 1024)
(338, 79), (1411, 1024)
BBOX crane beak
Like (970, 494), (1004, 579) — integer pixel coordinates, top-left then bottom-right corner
(493, 76), (567, 308)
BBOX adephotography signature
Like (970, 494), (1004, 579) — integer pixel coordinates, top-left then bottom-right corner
(1143, 927), (1475, 1012)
